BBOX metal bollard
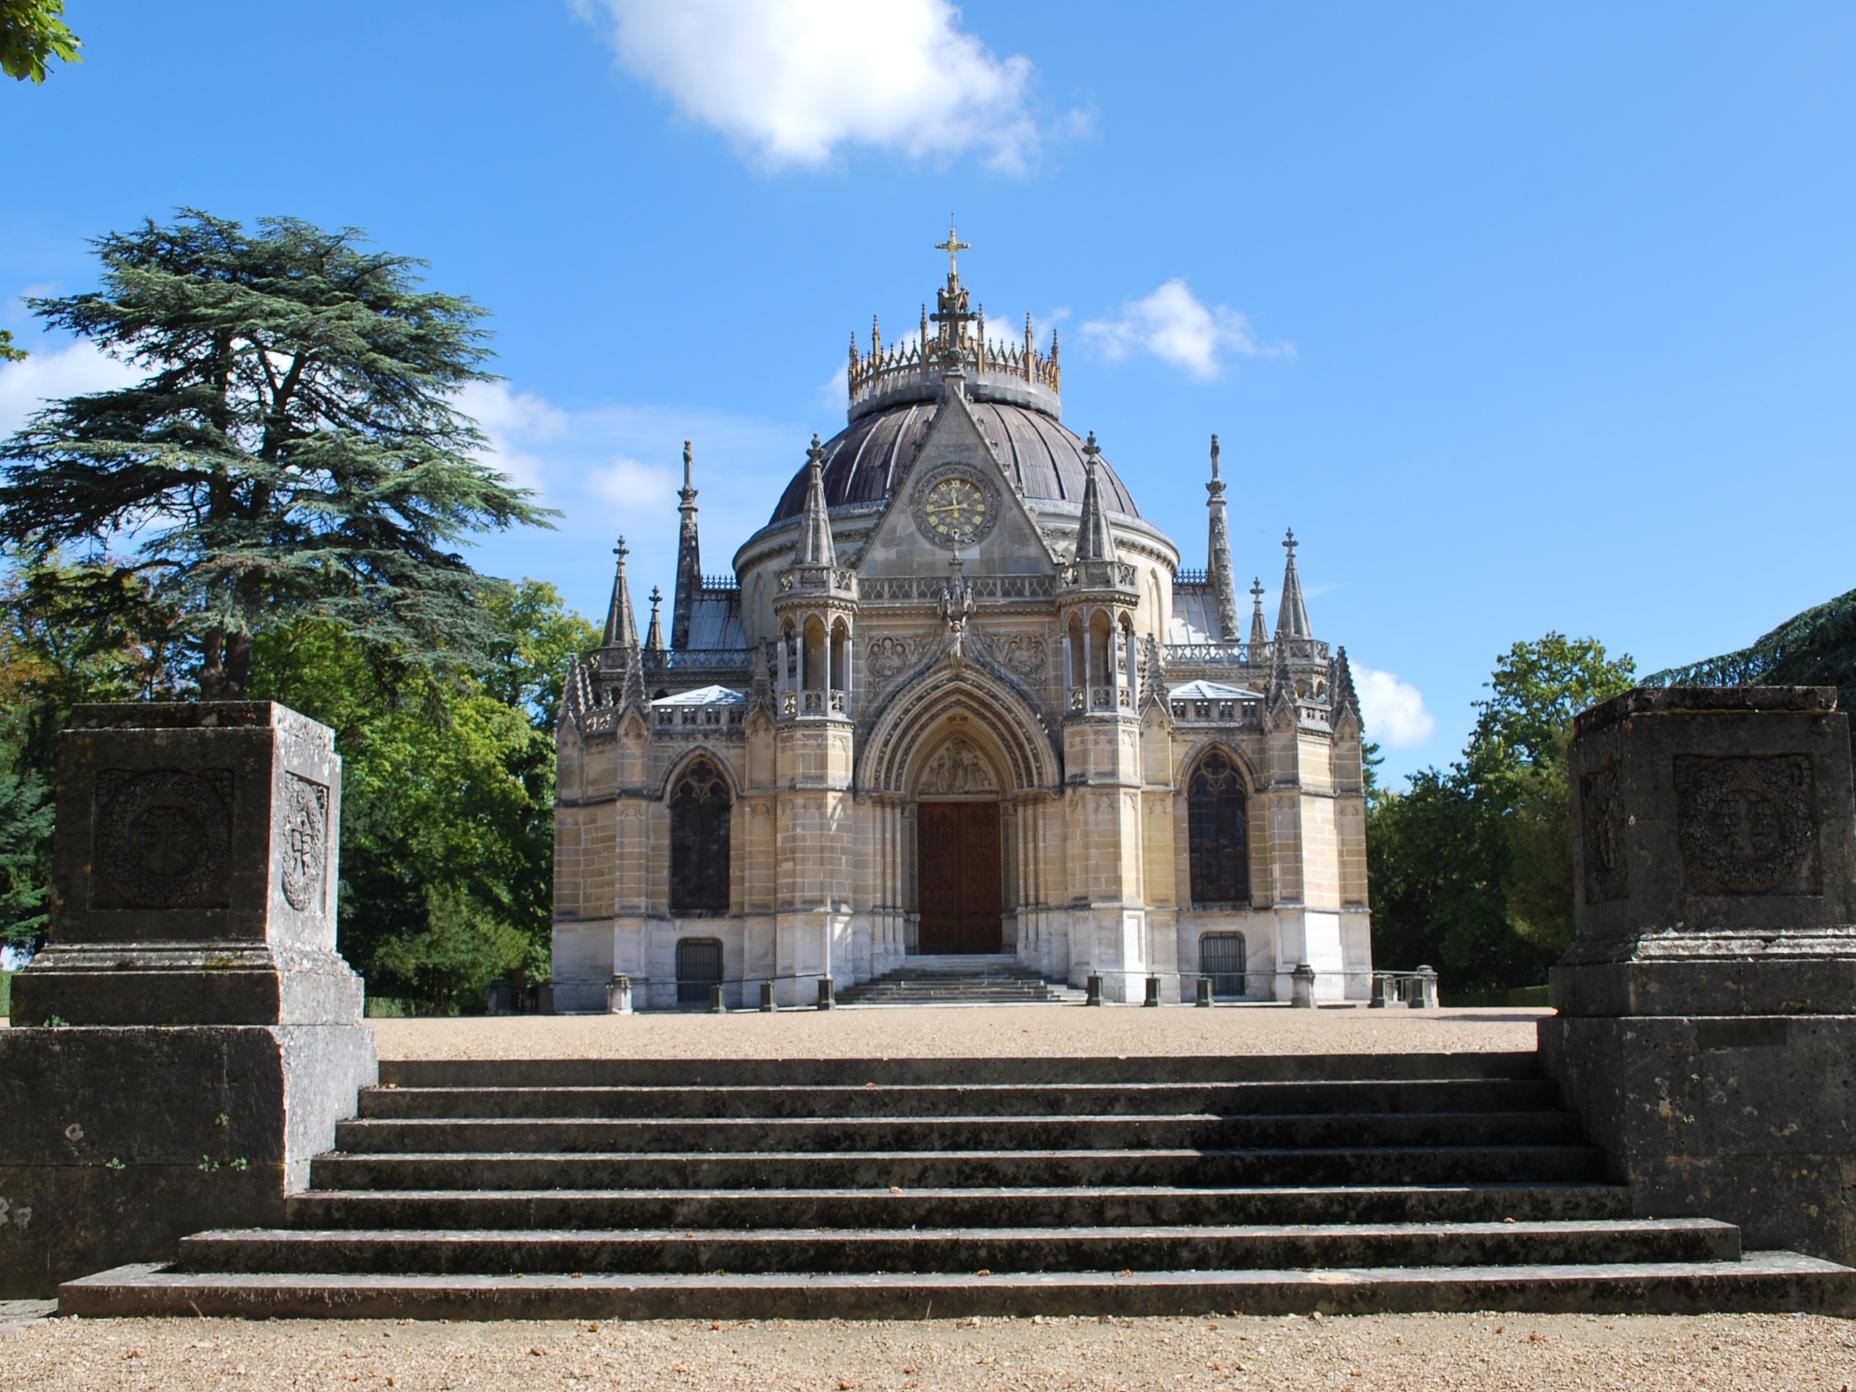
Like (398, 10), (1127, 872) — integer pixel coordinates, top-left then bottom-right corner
(817, 976), (835, 1010)
(708, 984), (726, 1014)
(1195, 976), (1214, 1008)
(1290, 962), (1316, 1008)
(759, 981), (776, 1012)
(1085, 974), (1103, 1006)
(1143, 975), (1161, 1007)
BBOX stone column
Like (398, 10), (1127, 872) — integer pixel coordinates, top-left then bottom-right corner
(1541, 686), (1856, 1263)
(0, 703), (377, 1297)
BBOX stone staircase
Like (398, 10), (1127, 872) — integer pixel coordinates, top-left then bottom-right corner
(60, 1052), (1854, 1319)
(836, 954), (1085, 1005)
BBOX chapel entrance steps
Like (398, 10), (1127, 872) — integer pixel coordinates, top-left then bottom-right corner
(835, 954), (1086, 1005)
(60, 1053), (1856, 1320)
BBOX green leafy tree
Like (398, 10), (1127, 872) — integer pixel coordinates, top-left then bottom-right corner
(1648, 586), (1856, 756)
(1368, 633), (1635, 991)
(0, 739), (54, 951)
(0, 210), (552, 699)
(0, 0), (80, 83)
(0, 556), (174, 951)
(0, 329), (24, 362)
(246, 579), (594, 1010)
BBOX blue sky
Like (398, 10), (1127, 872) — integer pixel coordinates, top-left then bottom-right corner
(2, 2), (1852, 784)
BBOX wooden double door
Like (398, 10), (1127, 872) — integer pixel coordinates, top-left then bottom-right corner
(917, 800), (1002, 954)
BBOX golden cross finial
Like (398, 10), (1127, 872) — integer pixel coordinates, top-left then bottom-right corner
(935, 220), (970, 281)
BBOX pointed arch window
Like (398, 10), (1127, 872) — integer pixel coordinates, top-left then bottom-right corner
(1187, 751), (1249, 906)
(669, 757), (731, 914)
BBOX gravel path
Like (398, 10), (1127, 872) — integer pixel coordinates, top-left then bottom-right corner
(371, 1006), (1550, 1060)
(2, 1310), (1850, 1390)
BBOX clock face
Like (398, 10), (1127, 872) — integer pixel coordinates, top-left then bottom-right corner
(918, 473), (996, 545)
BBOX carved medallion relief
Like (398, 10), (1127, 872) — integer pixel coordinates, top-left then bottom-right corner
(91, 768), (234, 910)
(279, 773), (331, 912)
(1674, 754), (1819, 896)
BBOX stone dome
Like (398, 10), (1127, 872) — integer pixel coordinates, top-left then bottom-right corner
(768, 399), (1140, 525)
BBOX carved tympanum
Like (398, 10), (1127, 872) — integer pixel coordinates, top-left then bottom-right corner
(92, 768), (234, 910)
(916, 737), (998, 796)
(1675, 753), (1819, 896)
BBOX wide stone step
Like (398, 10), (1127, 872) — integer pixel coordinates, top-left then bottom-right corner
(330, 1111), (1583, 1155)
(286, 1182), (1639, 1231)
(177, 1219), (1743, 1277)
(376, 1052), (1545, 1089)
(309, 1145), (1605, 1191)
(61, 1252), (1856, 1320)
(358, 1078), (1564, 1120)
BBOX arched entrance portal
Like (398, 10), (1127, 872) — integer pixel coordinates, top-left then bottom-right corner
(913, 733), (1004, 954)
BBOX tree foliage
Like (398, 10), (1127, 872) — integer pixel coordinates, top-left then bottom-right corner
(0, 329), (24, 362)
(0, 0), (80, 83)
(1368, 633), (1635, 993)
(0, 556), (173, 951)
(0, 210), (552, 698)
(1647, 586), (1856, 753)
(245, 580), (595, 1010)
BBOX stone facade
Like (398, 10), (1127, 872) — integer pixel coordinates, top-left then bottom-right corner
(1541, 686), (1856, 1264)
(552, 245), (1372, 1009)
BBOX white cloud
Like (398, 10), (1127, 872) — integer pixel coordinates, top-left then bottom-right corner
(1080, 280), (1291, 380)
(1353, 664), (1436, 748)
(456, 379), (570, 493)
(587, 454), (679, 510)
(572, 0), (1058, 173)
(0, 338), (139, 439)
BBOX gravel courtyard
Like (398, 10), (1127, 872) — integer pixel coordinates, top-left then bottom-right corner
(368, 1003), (1550, 1061)
(4, 1007), (1849, 1389)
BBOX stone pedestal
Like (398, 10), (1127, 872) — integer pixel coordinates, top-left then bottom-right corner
(0, 704), (376, 1297)
(1540, 687), (1856, 1262)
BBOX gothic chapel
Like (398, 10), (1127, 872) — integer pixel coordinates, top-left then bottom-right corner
(551, 236), (1371, 1009)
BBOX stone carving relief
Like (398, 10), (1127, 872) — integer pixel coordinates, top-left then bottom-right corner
(997, 633), (1048, 680)
(1579, 761), (1629, 905)
(91, 768), (234, 910)
(1674, 754), (1819, 896)
(915, 737), (999, 796)
(279, 773), (331, 913)
(867, 636), (915, 684)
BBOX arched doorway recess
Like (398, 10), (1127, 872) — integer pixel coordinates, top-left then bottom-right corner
(913, 733), (1004, 954)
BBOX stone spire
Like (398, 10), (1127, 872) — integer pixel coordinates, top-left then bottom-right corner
(1206, 434), (1240, 640)
(1248, 576), (1269, 647)
(795, 433), (835, 566)
(1074, 432), (1117, 563)
(644, 586), (666, 653)
(1276, 528), (1313, 641)
(671, 439), (700, 650)
(603, 536), (640, 648)
(1330, 644), (1361, 727)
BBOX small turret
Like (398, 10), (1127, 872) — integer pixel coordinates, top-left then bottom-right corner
(796, 434), (835, 567)
(1330, 645), (1362, 728)
(645, 586), (666, 653)
(1206, 434), (1240, 641)
(1074, 432), (1118, 563)
(603, 536), (640, 649)
(1276, 528), (1313, 642)
(1248, 576), (1269, 647)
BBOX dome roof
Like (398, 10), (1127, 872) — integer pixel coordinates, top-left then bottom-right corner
(768, 400), (1140, 525)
